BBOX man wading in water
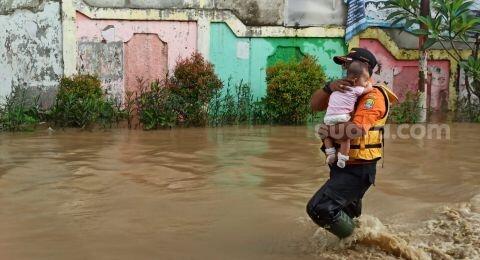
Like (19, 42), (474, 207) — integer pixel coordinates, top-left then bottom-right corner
(306, 48), (398, 238)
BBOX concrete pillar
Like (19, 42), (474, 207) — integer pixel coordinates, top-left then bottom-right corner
(62, 0), (77, 77)
(197, 17), (210, 60)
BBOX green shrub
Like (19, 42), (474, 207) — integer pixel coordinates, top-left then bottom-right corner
(208, 80), (268, 126)
(124, 89), (137, 129)
(136, 80), (177, 130)
(250, 100), (269, 125)
(264, 56), (326, 124)
(0, 87), (41, 132)
(169, 52), (223, 126)
(98, 99), (124, 128)
(51, 75), (123, 128)
(209, 87), (235, 126)
(455, 97), (480, 123)
(389, 91), (421, 123)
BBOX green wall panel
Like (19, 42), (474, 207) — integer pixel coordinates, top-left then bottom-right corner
(266, 46), (306, 67)
(209, 22), (347, 99)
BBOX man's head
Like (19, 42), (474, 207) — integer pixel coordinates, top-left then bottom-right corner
(333, 48), (377, 76)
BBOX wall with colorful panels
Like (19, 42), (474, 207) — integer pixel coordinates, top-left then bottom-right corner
(349, 28), (469, 111)
(209, 22), (347, 99)
(75, 12), (197, 101)
(360, 39), (450, 111)
(1, 0), (471, 112)
(63, 2), (346, 103)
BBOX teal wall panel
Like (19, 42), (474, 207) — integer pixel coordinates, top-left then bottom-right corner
(209, 23), (347, 99)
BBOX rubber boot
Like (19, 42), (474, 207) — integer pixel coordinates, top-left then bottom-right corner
(325, 210), (355, 239)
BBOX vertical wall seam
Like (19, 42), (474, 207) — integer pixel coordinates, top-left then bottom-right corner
(62, 0), (77, 76)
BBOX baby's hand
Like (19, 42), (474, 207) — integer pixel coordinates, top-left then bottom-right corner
(362, 81), (374, 94)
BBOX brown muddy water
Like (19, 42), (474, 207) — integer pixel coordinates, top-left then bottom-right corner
(0, 124), (479, 260)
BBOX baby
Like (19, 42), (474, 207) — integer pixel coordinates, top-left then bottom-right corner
(323, 60), (373, 168)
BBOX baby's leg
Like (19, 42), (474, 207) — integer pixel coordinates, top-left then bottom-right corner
(339, 138), (350, 155)
(323, 137), (333, 149)
(323, 137), (336, 165)
(337, 139), (350, 168)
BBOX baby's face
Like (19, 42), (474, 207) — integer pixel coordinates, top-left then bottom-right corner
(346, 60), (369, 82)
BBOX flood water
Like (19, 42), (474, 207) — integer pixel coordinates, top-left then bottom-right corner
(1, 124), (479, 259)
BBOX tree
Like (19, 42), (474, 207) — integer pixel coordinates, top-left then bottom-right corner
(385, 0), (480, 120)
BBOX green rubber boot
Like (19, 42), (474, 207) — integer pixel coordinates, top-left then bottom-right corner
(325, 210), (356, 239)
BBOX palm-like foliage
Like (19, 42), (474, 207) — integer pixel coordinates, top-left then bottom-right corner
(385, 0), (480, 52)
(385, 0), (480, 121)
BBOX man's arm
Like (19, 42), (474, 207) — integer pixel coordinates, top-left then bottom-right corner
(310, 88), (330, 112)
(310, 80), (354, 112)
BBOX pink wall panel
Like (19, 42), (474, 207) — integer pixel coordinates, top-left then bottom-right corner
(392, 66), (420, 101)
(75, 12), (197, 74)
(124, 34), (168, 93)
(360, 39), (450, 110)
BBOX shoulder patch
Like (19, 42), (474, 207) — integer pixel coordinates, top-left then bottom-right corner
(364, 98), (375, 109)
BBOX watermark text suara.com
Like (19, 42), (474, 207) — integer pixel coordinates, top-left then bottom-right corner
(314, 124), (451, 140)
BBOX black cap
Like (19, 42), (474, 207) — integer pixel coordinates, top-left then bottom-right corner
(333, 48), (377, 76)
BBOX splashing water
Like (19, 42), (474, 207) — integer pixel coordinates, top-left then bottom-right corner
(310, 194), (480, 259)
(309, 215), (429, 259)
(344, 216), (429, 260)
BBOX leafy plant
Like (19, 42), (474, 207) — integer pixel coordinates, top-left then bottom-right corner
(264, 56), (326, 124)
(51, 75), (123, 128)
(250, 100), (269, 125)
(385, 0), (480, 121)
(169, 52), (223, 127)
(98, 99), (124, 128)
(389, 91), (422, 123)
(385, 0), (480, 51)
(136, 80), (176, 130)
(456, 96), (480, 122)
(209, 87), (235, 126)
(208, 80), (268, 126)
(0, 87), (41, 132)
(124, 89), (136, 129)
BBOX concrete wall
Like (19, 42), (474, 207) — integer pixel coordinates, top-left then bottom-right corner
(82, 0), (285, 26)
(209, 22), (347, 99)
(0, 0), (45, 14)
(75, 12), (197, 100)
(285, 0), (347, 26)
(0, 0), (464, 112)
(361, 39), (450, 110)
(82, 0), (350, 27)
(124, 33), (169, 94)
(77, 41), (124, 101)
(458, 69), (480, 104)
(384, 29), (471, 50)
(0, 0), (62, 105)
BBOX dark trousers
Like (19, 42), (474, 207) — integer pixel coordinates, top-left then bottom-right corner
(306, 162), (376, 226)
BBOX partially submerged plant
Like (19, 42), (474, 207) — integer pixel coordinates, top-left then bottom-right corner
(169, 52), (223, 127)
(389, 91), (422, 123)
(208, 79), (268, 126)
(265, 55), (326, 124)
(136, 80), (177, 130)
(51, 75), (123, 128)
(456, 96), (480, 122)
(0, 87), (41, 132)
